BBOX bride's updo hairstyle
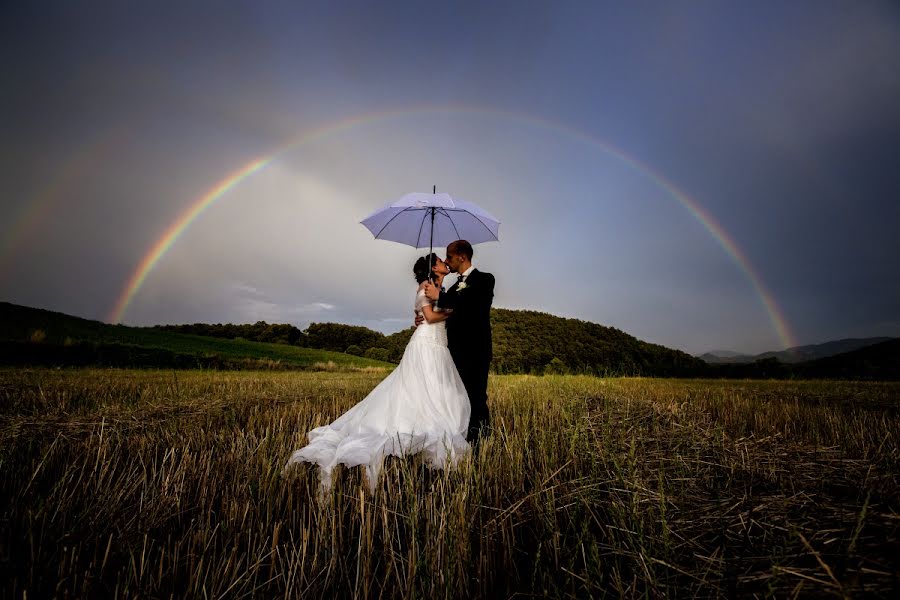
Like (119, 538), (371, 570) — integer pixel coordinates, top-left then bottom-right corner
(413, 253), (439, 284)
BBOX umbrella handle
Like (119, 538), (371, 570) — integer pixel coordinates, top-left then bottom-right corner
(429, 205), (436, 283)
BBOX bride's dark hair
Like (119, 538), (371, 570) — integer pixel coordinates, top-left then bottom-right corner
(413, 253), (438, 284)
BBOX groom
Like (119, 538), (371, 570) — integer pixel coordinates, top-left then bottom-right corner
(421, 240), (494, 443)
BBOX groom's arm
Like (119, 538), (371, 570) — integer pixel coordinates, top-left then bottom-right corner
(439, 272), (494, 310)
(475, 272), (495, 310)
(438, 286), (459, 310)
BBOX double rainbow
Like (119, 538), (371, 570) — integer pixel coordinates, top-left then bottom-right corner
(103, 106), (797, 350)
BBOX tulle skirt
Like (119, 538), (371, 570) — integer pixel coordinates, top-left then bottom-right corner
(283, 328), (471, 491)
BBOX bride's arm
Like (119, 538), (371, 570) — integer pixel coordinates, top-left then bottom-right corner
(415, 282), (448, 324)
(421, 302), (450, 323)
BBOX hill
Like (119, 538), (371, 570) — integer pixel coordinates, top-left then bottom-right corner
(2, 301), (706, 376)
(160, 307), (707, 376)
(5, 301), (892, 378)
(795, 339), (900, 380)
(698, 351), (752, 364)
(699, 337), (895, 364)
(704, 340), (900, 381)
(488, 309), (705, 375)
(0, 302), (391, 370)
(358, 309), (707, 376)
(760, 337), (897, 363)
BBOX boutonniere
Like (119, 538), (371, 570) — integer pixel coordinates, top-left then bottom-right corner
(457, 280), (468, 291)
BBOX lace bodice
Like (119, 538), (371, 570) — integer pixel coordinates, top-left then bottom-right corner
(412, 288), (447, 346)
(414, 287), (439, 314)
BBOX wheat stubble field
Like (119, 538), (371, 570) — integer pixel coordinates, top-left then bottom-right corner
(1, 369), (898, 598)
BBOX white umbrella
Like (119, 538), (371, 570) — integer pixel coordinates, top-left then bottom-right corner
(360, 187), (500, 271)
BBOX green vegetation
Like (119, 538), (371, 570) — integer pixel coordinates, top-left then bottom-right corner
(2, 301), (704, 376)
(161, 309), (709, 376)
(0, 302), (391, 371)
(149, 310), (900, 379)
(156, 318), (414, 360)
(3, 301), (896, 378)
(489, 308), (705, 375)
(1, 369), (897, 597)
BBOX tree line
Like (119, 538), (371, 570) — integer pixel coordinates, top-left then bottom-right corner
(154, 321), (412, 363)
(157, 311), (898, 379)
(155, 308), (709, 376)
(7, 301), (893, 378)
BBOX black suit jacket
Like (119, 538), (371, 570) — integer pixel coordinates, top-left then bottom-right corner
(438, 269), (494, 363)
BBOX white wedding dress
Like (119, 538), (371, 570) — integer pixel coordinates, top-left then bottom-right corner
(283, 288), (471, 491)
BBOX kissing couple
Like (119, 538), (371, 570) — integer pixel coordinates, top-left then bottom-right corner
(284, 239), (495, 491)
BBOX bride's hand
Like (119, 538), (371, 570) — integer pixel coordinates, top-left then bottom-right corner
(423, 281), (440, 301)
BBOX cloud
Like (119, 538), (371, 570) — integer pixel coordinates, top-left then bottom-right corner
(227, 281), (338, 325)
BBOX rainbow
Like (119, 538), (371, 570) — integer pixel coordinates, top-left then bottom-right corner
(107, 106), (798, 349)
(108, 157), (269, 323)
(0, 128), (122, 278)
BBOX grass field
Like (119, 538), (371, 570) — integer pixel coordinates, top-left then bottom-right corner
(1, 369), (898, 597)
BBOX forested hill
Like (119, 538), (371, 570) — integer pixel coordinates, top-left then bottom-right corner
(4, 301), (894, 378)
(158, 308), (707, 376)
(489, 309), (704, 375)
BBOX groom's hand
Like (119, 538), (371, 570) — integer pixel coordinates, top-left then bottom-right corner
(414, 311), (424, 327)
(423, 281), (440, 301)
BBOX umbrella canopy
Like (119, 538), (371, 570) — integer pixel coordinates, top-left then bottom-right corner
(360, 192), (500, 250)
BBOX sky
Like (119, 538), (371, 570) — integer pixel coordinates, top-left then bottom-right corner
(2, 1), (899, 355)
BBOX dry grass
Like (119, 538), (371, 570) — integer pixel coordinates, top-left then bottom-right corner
(311, 360), (392, 373)
(0, 369), (897, 598)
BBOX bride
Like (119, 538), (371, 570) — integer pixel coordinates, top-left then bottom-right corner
(283, 254), (471, 492)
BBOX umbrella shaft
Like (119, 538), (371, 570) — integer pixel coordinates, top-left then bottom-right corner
(429, 207), (435, 281)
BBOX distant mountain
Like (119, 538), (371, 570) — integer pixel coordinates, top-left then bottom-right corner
(698, 351), (752, 364)
(699, 337), (896, 364)
(759, 337), (897, 363)
(794, 339), (900, 380)
(706, 350), (748, 358)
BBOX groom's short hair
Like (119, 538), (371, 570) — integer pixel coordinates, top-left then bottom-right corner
(448, 240), (473, 260)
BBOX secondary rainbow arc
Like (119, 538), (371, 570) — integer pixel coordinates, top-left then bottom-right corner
(0, 128), (122, 278)
(107, 106), (798, 350)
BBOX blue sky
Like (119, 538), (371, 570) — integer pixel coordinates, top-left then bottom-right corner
(2, 1), (899, 354)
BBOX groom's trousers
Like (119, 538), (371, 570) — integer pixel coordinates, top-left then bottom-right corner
(455, 355), (491, 441)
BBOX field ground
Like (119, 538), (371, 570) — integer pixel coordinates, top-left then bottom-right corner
(1, 369), (898, 597)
